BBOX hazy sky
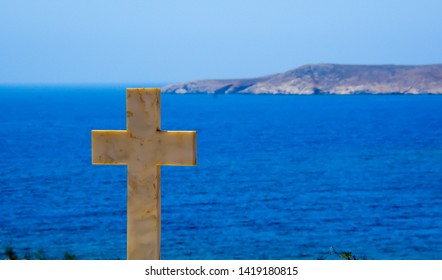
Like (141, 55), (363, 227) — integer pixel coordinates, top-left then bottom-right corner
(1, 0), (441, 84)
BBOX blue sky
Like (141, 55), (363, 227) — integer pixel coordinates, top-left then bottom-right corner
(1, 0), (441, 84)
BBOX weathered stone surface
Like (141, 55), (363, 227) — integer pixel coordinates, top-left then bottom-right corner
(162, 64), (442, 95)
(92, 88), (196, 260)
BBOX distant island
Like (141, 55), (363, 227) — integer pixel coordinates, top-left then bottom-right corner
(162, 64), (442, 94)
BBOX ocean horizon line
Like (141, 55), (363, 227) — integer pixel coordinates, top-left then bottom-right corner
(0, 83), (173, 89)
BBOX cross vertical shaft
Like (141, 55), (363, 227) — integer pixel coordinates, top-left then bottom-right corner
(92, 88), (196, 260)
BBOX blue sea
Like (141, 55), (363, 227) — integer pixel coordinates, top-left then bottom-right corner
(1, 85), (442, 260)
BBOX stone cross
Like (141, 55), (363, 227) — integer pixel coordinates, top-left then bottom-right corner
(91, 88), (196, 260)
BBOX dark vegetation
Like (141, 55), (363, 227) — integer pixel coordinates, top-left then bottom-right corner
(2, 246), (76, 260)
(317, 246), (367, 260)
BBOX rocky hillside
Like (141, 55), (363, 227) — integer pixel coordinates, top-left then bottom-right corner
(162, 64), (442, 94)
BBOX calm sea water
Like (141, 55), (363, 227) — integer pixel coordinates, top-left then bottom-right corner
(1, 86), (442, 260)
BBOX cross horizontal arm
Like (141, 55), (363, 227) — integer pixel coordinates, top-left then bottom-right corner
(157, 131), (196, 166)
(92, 130), (129, 164)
